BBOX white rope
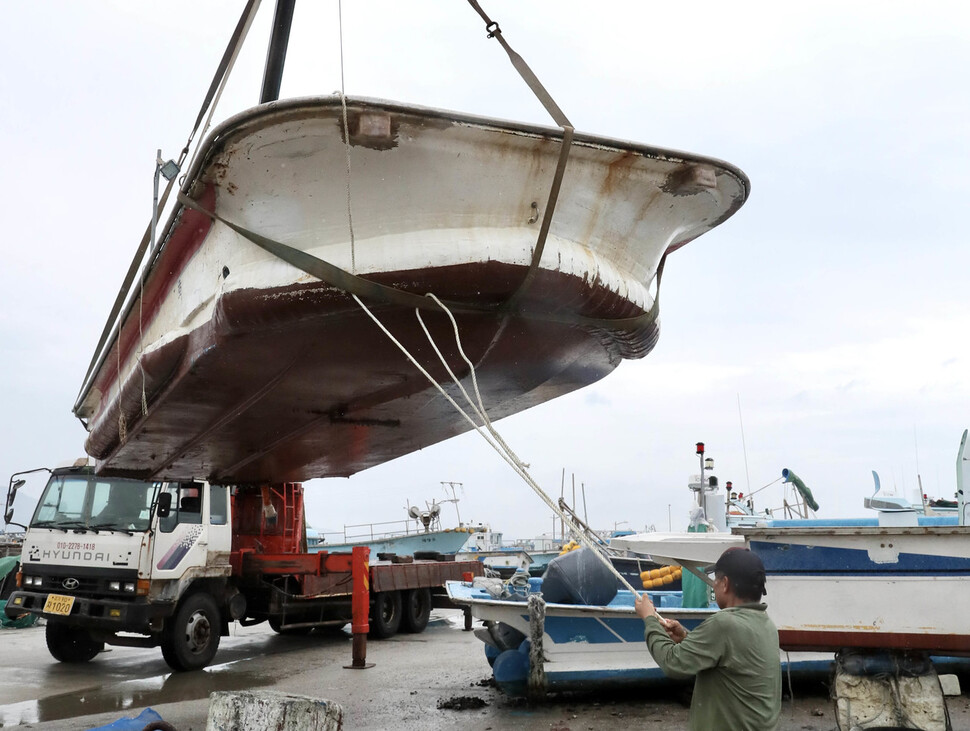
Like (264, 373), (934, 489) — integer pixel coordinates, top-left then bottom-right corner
(337, 0), (356, 273)
(351, 292), (644, 601)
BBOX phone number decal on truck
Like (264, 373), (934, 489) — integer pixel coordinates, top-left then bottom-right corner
(56, 542), (96, 551)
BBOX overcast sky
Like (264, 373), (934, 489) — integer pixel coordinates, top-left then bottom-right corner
(2, 1), (968, 540)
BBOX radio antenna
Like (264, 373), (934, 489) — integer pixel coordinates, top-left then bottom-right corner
(737, 393), (752, 493)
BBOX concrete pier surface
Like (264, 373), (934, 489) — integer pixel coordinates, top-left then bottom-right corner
(2, 611), (968, 730)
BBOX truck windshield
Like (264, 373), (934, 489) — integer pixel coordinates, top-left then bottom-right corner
(31, 472), (160, 532)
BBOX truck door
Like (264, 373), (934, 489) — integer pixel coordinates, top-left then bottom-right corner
(206, 484), (232, 559)
(153, 482), (209, 578)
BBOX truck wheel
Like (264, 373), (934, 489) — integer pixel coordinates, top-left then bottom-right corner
(401, 587), (432, 633)
(369, 591), (401, 638)
(161, 592), (221, 671)
(46, 621), (104, 663)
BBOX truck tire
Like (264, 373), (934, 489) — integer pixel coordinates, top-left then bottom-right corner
(46, 621), (104, 663)
(401, 587), (432, 633)
(369, 591), (401, 638)
(161, 592), (221, 671)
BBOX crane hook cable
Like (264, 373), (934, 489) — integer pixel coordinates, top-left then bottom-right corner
(465, 0), (575, 311)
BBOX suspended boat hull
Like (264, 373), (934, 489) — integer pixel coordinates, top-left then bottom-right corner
(75, 97), (748, 482)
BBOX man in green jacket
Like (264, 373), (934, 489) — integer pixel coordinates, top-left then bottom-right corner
(634, 547), (781, 730)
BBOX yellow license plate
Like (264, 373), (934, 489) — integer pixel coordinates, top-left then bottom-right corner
(43, 594), (76, 616)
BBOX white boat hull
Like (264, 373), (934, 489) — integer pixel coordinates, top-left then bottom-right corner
(737, 525), (970, 654)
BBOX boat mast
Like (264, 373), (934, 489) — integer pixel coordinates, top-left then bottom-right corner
(260, 0), (296, 103)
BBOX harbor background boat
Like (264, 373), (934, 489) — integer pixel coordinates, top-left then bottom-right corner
(307, 490), (490, 558)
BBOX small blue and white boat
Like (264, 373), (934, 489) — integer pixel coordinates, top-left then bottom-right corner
(446, 575), (831, 697)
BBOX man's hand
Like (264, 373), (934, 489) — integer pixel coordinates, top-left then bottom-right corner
(659, 617), (688, 644)
(634, 592), (658, 619)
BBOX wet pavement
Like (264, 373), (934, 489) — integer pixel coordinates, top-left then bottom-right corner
(2, 612), (969, 730)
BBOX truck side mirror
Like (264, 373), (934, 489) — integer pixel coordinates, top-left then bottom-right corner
(4, 478), (25, 525)
(156, 492), (172, 518)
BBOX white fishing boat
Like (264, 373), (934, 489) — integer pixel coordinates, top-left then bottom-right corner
(446, 574), (832, 697)
(733, 430), (970, 655)
(447, 578), (709, 695)
(71, 3), (748, 484)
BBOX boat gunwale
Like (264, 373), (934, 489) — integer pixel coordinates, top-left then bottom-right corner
(195, 95), (751, 192)
(734, 525), (970, 538)
(445, 583), (712, 617)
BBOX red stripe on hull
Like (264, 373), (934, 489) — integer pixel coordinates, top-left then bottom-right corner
(779, 629), (970, 656)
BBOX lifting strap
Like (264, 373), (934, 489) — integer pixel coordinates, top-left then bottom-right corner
(465, 0), (575, 311)
(465, 0), (571, 128)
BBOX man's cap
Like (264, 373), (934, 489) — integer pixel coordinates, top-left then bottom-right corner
(704, 547), (767, 596)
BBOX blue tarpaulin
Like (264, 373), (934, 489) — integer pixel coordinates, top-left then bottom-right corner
(86, 707), (164, 731)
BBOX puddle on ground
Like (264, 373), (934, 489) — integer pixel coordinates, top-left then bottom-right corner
(0, 663), (275, 727)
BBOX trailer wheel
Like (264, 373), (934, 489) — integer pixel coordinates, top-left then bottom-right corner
(161, 592), (221, 671)
(369, 591), (401, 638)
(46, 621), (104, 663)
(401, 587), (432, 633)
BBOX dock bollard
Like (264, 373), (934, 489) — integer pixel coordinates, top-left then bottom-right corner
(206, 691), (342, 731)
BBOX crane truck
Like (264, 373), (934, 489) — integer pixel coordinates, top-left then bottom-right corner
(3, 459), (482, 671)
